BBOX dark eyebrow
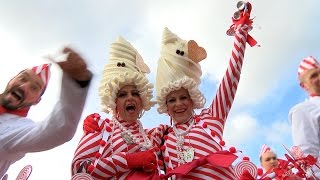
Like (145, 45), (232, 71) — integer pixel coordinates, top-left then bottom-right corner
(118, 90), (126, 93)
(117, 90), (126, 96)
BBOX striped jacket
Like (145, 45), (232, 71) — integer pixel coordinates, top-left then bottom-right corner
(72, 116), (168, 180)
(162, 24), (251, 180)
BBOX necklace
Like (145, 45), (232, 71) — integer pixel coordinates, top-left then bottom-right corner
(173, 117), (195, 164)
(112, 116), (152, 151)
(86, 115), (154, 176)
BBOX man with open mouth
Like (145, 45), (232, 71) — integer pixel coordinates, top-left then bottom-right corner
(0, 47), (92, 179)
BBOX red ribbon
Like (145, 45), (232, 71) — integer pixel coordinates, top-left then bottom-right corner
(165, 151), (237, 178)
(229, 2), (258, 47)
(247, 35), (258, 47)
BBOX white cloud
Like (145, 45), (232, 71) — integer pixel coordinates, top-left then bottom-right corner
(261, 119), (292, 145)
(224, 113), (259, 146)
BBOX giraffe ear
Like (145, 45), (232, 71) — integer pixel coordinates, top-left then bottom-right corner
(135, 53), (150, 73)
(188, 40), (207, 63)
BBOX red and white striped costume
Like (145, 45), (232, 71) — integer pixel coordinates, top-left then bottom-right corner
(162, 24), (251, 180)
(72, 115), (168, 180)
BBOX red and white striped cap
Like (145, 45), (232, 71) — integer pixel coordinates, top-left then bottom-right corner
(30, 63), (51, 87)
(259, 144), (271, 157)
(298, 56), (319, 76)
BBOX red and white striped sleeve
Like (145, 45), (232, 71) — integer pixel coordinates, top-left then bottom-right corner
(71, 131), (101, 175)
(204, 25), (250, 121)
(71, 131), (136, 179)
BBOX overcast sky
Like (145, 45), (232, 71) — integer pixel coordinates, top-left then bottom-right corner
(1, 0), (320, 179)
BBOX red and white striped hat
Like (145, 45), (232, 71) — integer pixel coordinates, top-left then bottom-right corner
(259, 144), (271, 157)
(298, 56), (319, 76)
(30, 63), (51, 87)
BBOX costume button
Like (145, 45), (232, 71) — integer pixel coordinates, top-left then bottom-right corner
(202, 123), (207, 128)
(195, 116), (201, 123)
(100, 140), (106, 146)
(88, 165), (94, 173)
(105, 126), (112, 132)
(95, 152), (101, 158)
(229, 147), (236, 153)
(243, 156), (249, 161)
(164, 156), (170, 162)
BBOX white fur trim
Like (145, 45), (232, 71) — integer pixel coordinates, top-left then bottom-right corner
(157, 76), (205, 114)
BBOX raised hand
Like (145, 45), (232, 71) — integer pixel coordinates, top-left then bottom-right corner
(83, 113), (101, 134)
(47, 47), (92, 82)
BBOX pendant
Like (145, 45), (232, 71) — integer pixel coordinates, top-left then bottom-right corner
(121, 133), (134, 144)
(139, 142), (149, 151)
(183, 148), (195, 163)
(140, 145), (148, 151)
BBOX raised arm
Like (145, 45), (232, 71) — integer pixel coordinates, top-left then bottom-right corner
(204, 2), (257, 123)
(3, 47), (92, 153)
(208, 24), (250, 120)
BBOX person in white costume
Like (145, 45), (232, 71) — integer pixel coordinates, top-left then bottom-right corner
(0, 47), (92, 179)
(289, 55), (320, 178)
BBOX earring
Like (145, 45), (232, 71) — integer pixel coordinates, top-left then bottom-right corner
(138, 110), (145, 119)
(116, 110), (120, 119)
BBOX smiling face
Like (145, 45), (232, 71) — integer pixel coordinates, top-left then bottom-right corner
(115, 85), (143, 123)
(166, 88), (194, 124)
(0, 69), (45, 110)
(260, 151), (279, 172)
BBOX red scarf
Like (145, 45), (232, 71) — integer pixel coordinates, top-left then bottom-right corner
(310, 93), (320, 97)
(0, 106), (29, 117)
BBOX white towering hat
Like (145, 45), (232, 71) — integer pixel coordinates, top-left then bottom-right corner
(156, 27), (207, 113)
(298, 56), (319, 77)
(99, 36), (154, 114)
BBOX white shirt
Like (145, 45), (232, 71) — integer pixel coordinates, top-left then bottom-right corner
(0, 74), (90, 178)
(289, 96), (320, 178)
